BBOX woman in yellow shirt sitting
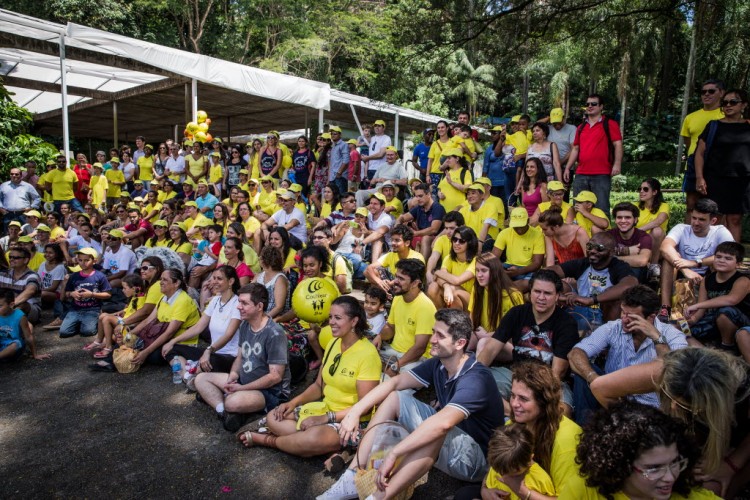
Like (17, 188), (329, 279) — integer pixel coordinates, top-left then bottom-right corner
(427, 225), (479, 310)
(238, 296), (381, 459)
(636, 177), (670, 268)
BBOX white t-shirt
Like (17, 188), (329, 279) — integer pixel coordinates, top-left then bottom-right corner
(368, 211), (394, 246)
(367, 312), (386, 337)
(68, 235), (102, 255)
(204, 295), (241, 356)
(102, 245), (137, 275)
(666, 223), (734, 275)
(367, 134), (392, 172)
(165, 156), (186, 182)
(337, 229), (358, 254)
(121, 162), (136, 182)
(272, 207), (308, 244)
(38, 261), (66, 290)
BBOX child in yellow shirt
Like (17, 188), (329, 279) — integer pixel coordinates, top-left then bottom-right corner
(88, 163), (108, 211)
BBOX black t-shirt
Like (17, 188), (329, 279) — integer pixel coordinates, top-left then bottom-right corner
(704, 271), (750, 317)
(493, 303), (579, 365)
(701, 120), (750, 177)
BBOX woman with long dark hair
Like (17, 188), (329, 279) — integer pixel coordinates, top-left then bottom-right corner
(520, 157), (549, 217)
(427, 225), (479, 310)
(539, 206), (589, 266)
(637, 177), (670, 267)
(292, 136), (316, 198)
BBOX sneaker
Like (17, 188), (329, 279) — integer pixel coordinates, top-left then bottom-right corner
(648, 263), (661, 281)
(222, 412), (246, 433)
(657, 305), (671, 323)
(316, 470), (358, 500)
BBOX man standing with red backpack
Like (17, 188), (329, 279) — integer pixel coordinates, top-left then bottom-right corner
(563, 94), (623, 216)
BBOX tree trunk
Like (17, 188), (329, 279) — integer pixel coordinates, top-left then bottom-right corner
(675, 1), (699, 175)
(656, 18), (674, 114)
(522, 72), (529, 113)
(619, 51), (630, 138)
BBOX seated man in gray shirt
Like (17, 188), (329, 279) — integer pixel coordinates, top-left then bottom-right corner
(567, 285), (687, 425)
(195, 283), (291, 432)
(355, 147), (408, 206)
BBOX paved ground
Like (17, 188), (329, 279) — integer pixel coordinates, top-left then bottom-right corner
(0, 311), (463, 499)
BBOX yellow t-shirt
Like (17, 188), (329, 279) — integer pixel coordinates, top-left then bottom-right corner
(450, 135), (478, 162)
(536, 200), (573, 220)
(170, 241), (194, 255)
(283, 249), (297, 270)
(575, 207), (610, 237)
(493, 226), (545, 267)
(28, 251), (45, 272)
(486, 195), (506, 225)
(438, 167), (470, 212)
(324, 251), (350, 281)
(122, 295), (147, 319)
(137, 155), (154, 181)
(46, 168), (78, 201)
(441, 255), (476, 292)
(49, 226), (66, 241)
(185, 214), (212, 231)
(387, 292), (436, 357)
(681, 108), (724, 155)
(460, 202), (500, 239)
(209, 164), (223, 184)
(258, 189), (278, 216)
(146, 237), (170, 248)
(320, 201), (341, 219)
(156, 291), (201, 344)
(431, 234), (451, 261)
(144, 281), (164, 307)
(250, 154), (261, 179)
(468, 289), (524, 332)
(485, 462), (556, 500)
(142, 202), (162, 223)
(104, 169), (125, 198)
(186, 155), (206, 180)
(377, 249), (425, 276)
(89, 175), (108, 208)
(549, 416), (583, 494)
(241, 216), (261, 239)
(507, 131), (529, 156)
(636, 202), (670, 233)
(157, 191), (177, 204)
(428, 138), (452, 173)
(321, 337), (382, 415)
(384, 197), (404, 219)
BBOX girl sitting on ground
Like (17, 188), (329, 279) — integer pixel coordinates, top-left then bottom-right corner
(85, 273), (145, 358)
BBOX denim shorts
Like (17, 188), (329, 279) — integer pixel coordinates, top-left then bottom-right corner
(693, 306), (750, 341)
(397, 391), (487, 482)
(260, 387), (288, 413)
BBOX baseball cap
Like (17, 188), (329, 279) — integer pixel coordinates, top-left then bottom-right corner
(120, 192), (131, 198)
(368, 193), (386, 205)
(239, 169), (249, 175)
(92, 162), (104, 170)
(385, 146), (398, 153)
(444, 148), (464, 158)
(8, 221), (21, 228)
(35, 223), (51, 232)
(110, 157), (120, 164)
(18, 235), (34, 243)
(209, 152), (221, 158)
(511, 115), (522, 123)
(288, 184), (303, 193)
(171, 222), (187, 232)
(133, 179), (144, 185)
(346, 139), (358, 145)
(182, 179), (196, 187)
(144, 144), (154, 150)
(153, 220), (169, 228)
(109, 229), (125, 239)
(509, 207), (529, 228)
(550, 108), (564, 124)
(321, 133), (332, 140)
(374, 120), (386, 126)
(547, 180), (565, 191)
(197, 180), (209, 186)
(467, 183), (485, 194)
(491, 125), (504, 131)
(193, 217), (213, 228)
(476, 177), (492, 186)
(355, 207), (369, 217)
(573, 191), (598, 204)
(247, 178), (259, 185)
(25, 210), (41, 218)
(278, 191), (296, 201)
(184, 201), (198, 208)
(329, 125), (342, 133)
(259, 175), (276, 184)
(75, 247), (98, 259)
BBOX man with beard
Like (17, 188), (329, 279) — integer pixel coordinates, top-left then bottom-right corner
(550, 232), (638, 329)
(608, 202), (653, 283)
(374, 259), (435, 378)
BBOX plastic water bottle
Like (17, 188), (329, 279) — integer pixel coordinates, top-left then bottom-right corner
(171, 362), (182, 384)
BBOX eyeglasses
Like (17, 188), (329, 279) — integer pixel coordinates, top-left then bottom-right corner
(452, 237), (467, 244)
(585, 102), (601, 107)
(266, 136), (275, 139)
(312, 235), (327, 240)
(116, 210), (126, 214)
(586, 242), (607, 252)
(633, 457), (689, 481)
(140, 265), (156, 272)
(8, 255), (25, 260)
(329, 353), (342, 376)
(639, 186), (651, 192)
(659, 382), (698, 414)
(701, 88), (718, 95)
(232, 151), (240, 154)
(722, 99), (743, 107)
(549, 191), (564, 197)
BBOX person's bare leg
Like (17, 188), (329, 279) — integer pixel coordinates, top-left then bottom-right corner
(650, 227), (665, 264)
(307, 328), (323, 362)
(426, 282), (446, 309)
(195, 372), (230, 409)
(725, 214), (742, 243)
(254, 424), (342, 457)
(225, 390), (267, 414)
(0, 343), (19, 359)
(348, 391), (402, 471)
(371, 240), (384, 263)
(420, 235), (434, 261)
(660, 260), (676, 307)
(378, 438), (442, 499)
(736, 329), (750, 363)
(717, 313), (739, 347)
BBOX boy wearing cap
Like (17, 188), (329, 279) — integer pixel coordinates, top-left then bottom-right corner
(137, 143), (155, 191)
(104, 158), (125, 207)
(0, 221), (22, 254)
(362, 192), (395, 263)
(59, 248), (112, 339)
(361, 119), (392, 183)
(460, 183), (500, 250)
(88, 163), (108, 210)
(0, 246), (42, 324)
(530, 180), (574, 226)
(572, 191), (610, 237)
(492, 208), (545, 289)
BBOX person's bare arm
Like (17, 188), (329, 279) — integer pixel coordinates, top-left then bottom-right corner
(14, 283), (39, 304)
(611, 140), (623, 176)
(477, 337), (505, 366)
(618, 248), (652, 268)
(551, 356), (570, 380)
(568, 347), (597, 382)
(544, 236), (555, 267)
(590, 359), (661, 407)
(393, 334), (429, 370)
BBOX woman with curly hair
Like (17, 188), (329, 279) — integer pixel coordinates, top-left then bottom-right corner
(563, 400), (707, 500)
(510, 361), (582, 494)
(590, 348), (750, 497)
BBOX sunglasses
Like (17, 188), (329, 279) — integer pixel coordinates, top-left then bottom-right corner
(722, 99), (743, 107)
(8, 255), (25, 260)
(140, 265), (156, 272)
(638, 186), (651, 192)
(701, 88), (717, 95)
(329, 353), (342, 376)
(585, 102), (601, 107)
(586, 242), (607, 252)
(452, 237), (467, 244)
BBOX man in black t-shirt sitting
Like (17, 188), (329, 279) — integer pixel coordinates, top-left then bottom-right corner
(607, 202), (653, 283)
(476, 269), (579, 415)
(550, 232), (638, 332)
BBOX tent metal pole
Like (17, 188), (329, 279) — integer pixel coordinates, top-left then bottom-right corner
(174, 125), (178, 144)
(184, 83), (190, 125)
(112, 101), (118, 146)
(318, 108), (324, 133)
(191, 79), (198, 122)
(59, 33), (70, 162)
(227, 116), (231, 142)
(394, 112), (400, 150)
(349, 104), (366, 144)
(305, 109), (309, 140)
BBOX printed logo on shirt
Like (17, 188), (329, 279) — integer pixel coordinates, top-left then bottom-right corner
(514, 325), (554, 364)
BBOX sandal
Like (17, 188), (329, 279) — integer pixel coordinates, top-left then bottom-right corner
(83, 341), (104, 352)
(239, 431), (276, 448)
(93, 348), (113, 359)
(235, 419), (268, 439)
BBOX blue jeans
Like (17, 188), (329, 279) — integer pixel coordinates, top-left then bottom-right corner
(503, 168), (517, 198)
(569, 305), (604, 336)
(572, 364), (605, 426)
(54, 198), (84, 213)
(332, 176), (348, 197)
(572, 174), (612, 215)
(338, 252), (367, 279)
(397, 391), (488, 482)
(59, 309), (100, 338)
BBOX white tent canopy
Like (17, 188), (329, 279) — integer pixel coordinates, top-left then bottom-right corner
(0, 9), (448, 154)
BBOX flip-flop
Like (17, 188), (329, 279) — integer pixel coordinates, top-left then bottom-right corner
(93, 348), (113, 359)
(82, 341), (104, 351)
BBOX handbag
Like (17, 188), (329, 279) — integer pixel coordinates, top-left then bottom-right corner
(137, 318), (170, 348)
(112, 346), (140, 374)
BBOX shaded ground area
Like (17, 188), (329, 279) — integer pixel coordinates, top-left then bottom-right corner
(0, 312), (463, 499)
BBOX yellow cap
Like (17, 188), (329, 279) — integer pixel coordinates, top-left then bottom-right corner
(184, 201), (199, 208)
(239, 169), (250, 175)
(329, 125), (342, 133)
(467, 183), (485, 194)
(511, 115), (522, 123)
(75, 247), (98, 259)
(193, 218), (212, 228)
(374, 119), (386, 126)
(547, 180), (565, 191)
(18, 235), (34, 243)
(288, 183), (303, 193)
(550, 108), (564, 124)
(491, 125), (504, 131)
(109, 229), (125, 239)
(110, 157), (120, 164)
(368, 192), (386, 204)
(171, 221), (187, 232)
(509, 207), (529, 228)
(476, 177), (492, 186)
(573, 191), (598, 204)
(153, 220), (169, 227)
(355, 207), (369, 217)
(346, 139), (358, 145)
(25, 210), (42, 218)
(321, 133), (332, 140)
(92, 162), (104, 170)
(35, 223), (51, 232)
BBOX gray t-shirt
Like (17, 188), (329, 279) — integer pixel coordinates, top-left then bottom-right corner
(547, 123), (577, 162)
(238, 317), (291, 397)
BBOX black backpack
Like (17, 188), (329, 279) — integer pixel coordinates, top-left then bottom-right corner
(576, 116), (615, 164)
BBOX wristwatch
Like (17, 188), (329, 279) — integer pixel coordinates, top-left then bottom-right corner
(389, 362), (400, 373)
(696, 257), (703, 268)
(655, 334), (668, 345)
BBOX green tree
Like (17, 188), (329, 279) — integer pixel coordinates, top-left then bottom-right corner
(445, 48), (497, 117)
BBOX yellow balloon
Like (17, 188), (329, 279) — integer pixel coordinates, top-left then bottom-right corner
(194, 131), (208, 142)
(282, 155), (292, 169)
(292, 277), (339, 323)
(198, 122), (209, 133)
(197, 110), (208, 123)
(186, 121), (199, 133)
